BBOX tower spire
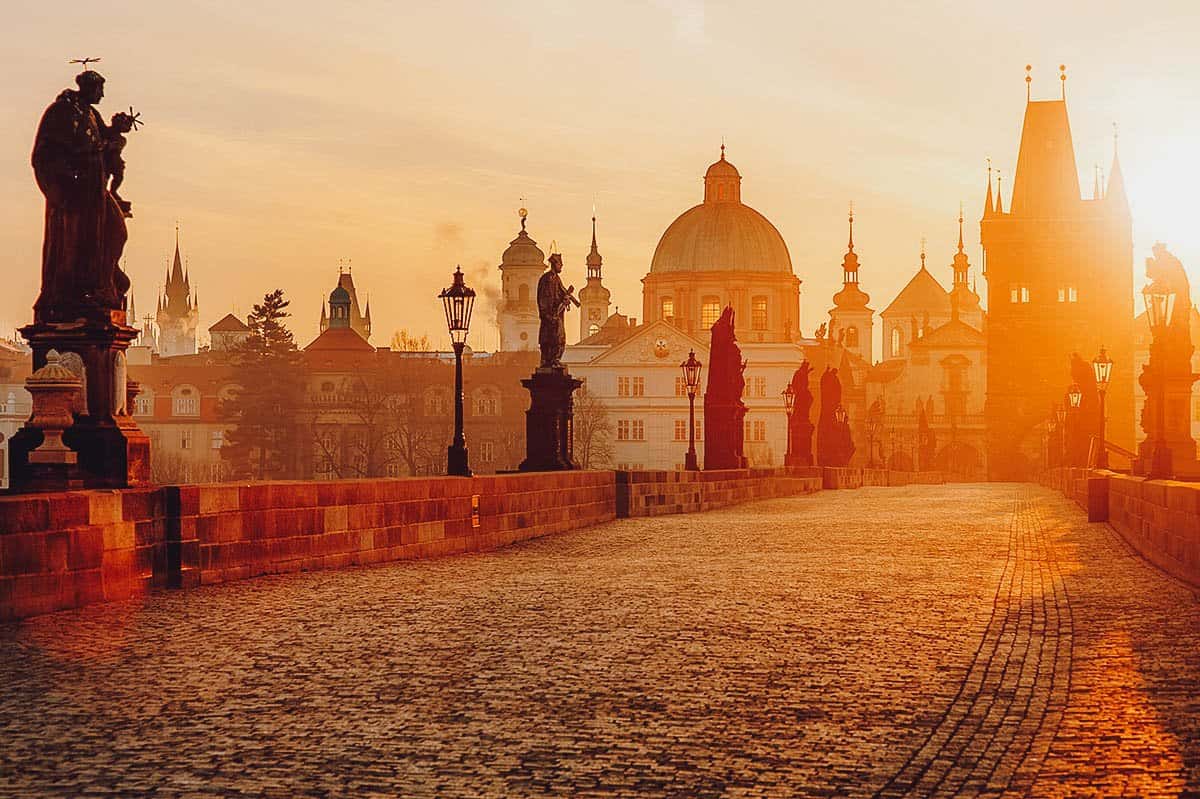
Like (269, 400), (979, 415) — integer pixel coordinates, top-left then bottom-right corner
(957, 202), (965, 252)
(1106, 121), (1129, 215)
(995, 171), (1004, 214)
(847, 201), (855, 251)
(983, 158), (994, 218)
(1059, 64), (1067, 100)
(920, 237), (927, 271)
(1025, 64), (1032, 102)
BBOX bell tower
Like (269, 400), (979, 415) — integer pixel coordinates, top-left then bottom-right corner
(828, 204), (874, 362)
(578, 215), (611, 340)
(497, 207), (546, 352)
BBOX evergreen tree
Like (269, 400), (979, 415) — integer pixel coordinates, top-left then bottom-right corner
(220, 289), (305, 480)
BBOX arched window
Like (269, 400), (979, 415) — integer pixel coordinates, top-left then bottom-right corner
(473, 387), (500, 417)
(661, 297), (674, 321)
(751, 296), (768, 330)
(891, 327), (903, 357)
(845, 326), (859, 348)
(588, 324), (600, 337)
(700, 297), (721, 328)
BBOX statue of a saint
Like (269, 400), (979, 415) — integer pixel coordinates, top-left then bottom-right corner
(32, 69), (136, 321)
(536, 253), (577, 369)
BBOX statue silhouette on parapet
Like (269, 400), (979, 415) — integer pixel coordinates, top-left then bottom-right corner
(787, 361), (815, 467)
(32, 68), (140, 322)
(703, 306), (748, 470)
(917, 403), (936, 471)
(520, 250), (582, 471)
(536, 252), (578, 370)
(1138, 243), (1198, 469)
(817, 366), (853, 467)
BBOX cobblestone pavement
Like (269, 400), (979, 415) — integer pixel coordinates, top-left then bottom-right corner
(1, 484), (1198, 797)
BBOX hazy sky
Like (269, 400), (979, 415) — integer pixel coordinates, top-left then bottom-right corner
(2, 1), (1198, 353)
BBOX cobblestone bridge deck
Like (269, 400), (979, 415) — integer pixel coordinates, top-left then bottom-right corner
(1, 483), (1198, 797)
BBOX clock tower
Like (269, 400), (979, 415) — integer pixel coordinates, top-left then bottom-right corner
(579, 215), (612, 341)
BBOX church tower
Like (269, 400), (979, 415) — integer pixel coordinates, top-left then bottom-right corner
(828, 205), (874, 362)
(949, 207), (984, 331)
(981, 67), (1134, 479)
(497, 208), (546, 352)
(578, 215), (612, 340)
(156, 232), (199, 357)
(318, 267), (371, 341)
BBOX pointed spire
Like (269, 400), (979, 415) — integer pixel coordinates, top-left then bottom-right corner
(838, 201), (862, 290)
(952, 204), (972, 288)
(995, 171), (1004, 214)
(1107, 122), (1130, 215)
(1093, 163), (1101, 200)
(847, 201), (855, 252)
(586, 213), (603, 277)
(1025, 64), (1032, 102)
(919, 237), (927, 271)
(983, 159), (994, 219)
(1059, 64), (1067, 100)
(957, 202), (965, 252)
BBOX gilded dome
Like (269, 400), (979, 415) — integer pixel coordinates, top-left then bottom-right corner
(649, 151), (793, 275)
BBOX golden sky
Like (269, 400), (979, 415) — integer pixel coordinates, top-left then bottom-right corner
(2, 1), (1198, 353)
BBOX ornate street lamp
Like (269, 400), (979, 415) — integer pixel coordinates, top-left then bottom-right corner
(681, 349), (703, 470)
(1092, 346), (1113, 468)
(1064, 385), (1082, 467)
(781, 382), (795, 466)
(439, 266), (476, 477)
(1067, 383), (1082, 410)
(1144, 280), (1178, 478)
(834, 405), (849, 425)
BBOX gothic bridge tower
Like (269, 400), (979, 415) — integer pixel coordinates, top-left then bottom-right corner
(982, 66), (1133, 479)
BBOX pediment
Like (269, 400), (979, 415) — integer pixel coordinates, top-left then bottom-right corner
(585, 320), (709, 367)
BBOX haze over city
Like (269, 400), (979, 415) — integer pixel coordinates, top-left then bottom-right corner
(2, 1), (1198, 350)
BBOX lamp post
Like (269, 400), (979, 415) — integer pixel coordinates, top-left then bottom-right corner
(1144, 280), (1178, 479)
(681, 349), (703, 470)
(867, 415), (881, 469)
(1065, 384), (1082, 467)
(1055, 404), (1067, 466)
(1092, 347), (1113, 469)
(439, 266), (476, 477)
(782, 381), (796, 467)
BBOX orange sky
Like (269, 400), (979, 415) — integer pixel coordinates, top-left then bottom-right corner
(2, 2), (1198, 354)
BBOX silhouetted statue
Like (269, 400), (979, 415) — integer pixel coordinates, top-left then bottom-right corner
(917, 405), (936, 470)
(787, 361), (815, 467)
(703, 306), (748, 470)
(817, 367), (853, 466)
(32, 69), (138, 322)
(1138, 243), (1198, 471)
(1067, 352), (1101, 466)
(536, 253), (577, 369)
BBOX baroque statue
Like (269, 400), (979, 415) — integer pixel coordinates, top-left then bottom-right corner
(31, 68), (140, 321)
(703, 306), (748, 470)
(537, 253), (579, 369)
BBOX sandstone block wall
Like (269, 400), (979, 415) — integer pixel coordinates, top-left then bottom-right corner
(614, 467), (822, 518)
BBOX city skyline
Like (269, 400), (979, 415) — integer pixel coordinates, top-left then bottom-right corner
(1, 2), (1198, 351)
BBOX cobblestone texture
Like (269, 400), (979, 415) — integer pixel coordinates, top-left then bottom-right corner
(0, 484), (1197, 797)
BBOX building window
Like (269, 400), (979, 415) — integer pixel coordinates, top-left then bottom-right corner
(675, 377), (688, 397)
(1010, 284), (1030, 303)
(474, 390), (499, 416)
(134, 395), (153, 416)
(385, 462), (403, 477)
(845, 326), (859, 348)
(751, 296), (768, 330)
(480, 440), (495, 462)
(753, 420), (766, 442)
(618, 377), (631, 397)
(661, 297), (674, 321)
(211, 430), (223, 450)
(180, 429), (193, 450)
(425, 391), (447, 416)
(891, 327), (903, 357)
(632, 420), (645, 441)
(617, 420), (630, 441)
(701, 297), (721, 328)
(674, 419), (687, 441)
(172, 386), (199, 416)
(753, 376), (767, 398)
(1057, 286), (1078, 303)
(695, 419), (704, 441)
(588, 324), (600, 337)
(632, 377), (645, 397)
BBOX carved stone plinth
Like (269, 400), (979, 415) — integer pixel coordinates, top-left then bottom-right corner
(9, 312), (150, 491)
(519, 366), (582, 472)
(703, 399), (748, 470)
(786, 418), (814, 467)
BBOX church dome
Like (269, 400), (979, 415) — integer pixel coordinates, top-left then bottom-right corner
(500, 223), (546, 269)
(330, 285), (350, 304)
(650, 150), (792, 275)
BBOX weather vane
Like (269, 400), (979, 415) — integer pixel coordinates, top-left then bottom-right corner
(69, 57), (102, 71)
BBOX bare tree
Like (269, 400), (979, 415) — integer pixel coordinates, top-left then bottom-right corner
(573, 384), (614, 469)
(390, 329), (433, 352)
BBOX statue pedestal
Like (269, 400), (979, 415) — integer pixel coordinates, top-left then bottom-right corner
(786, 420), (815, 468)
(519, 366), (582, 472)
(703, 398), (747, 470)
(9, 312), (151, 491)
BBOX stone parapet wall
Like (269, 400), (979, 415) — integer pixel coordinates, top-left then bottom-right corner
(184, 472), (614, 585)
(862, 469), (946, 487)
(614, 467), (822, 518)
(1043, 467), (1200, 589)
(0, 488), (165, 620)
(1107, 474), (1200, 589)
